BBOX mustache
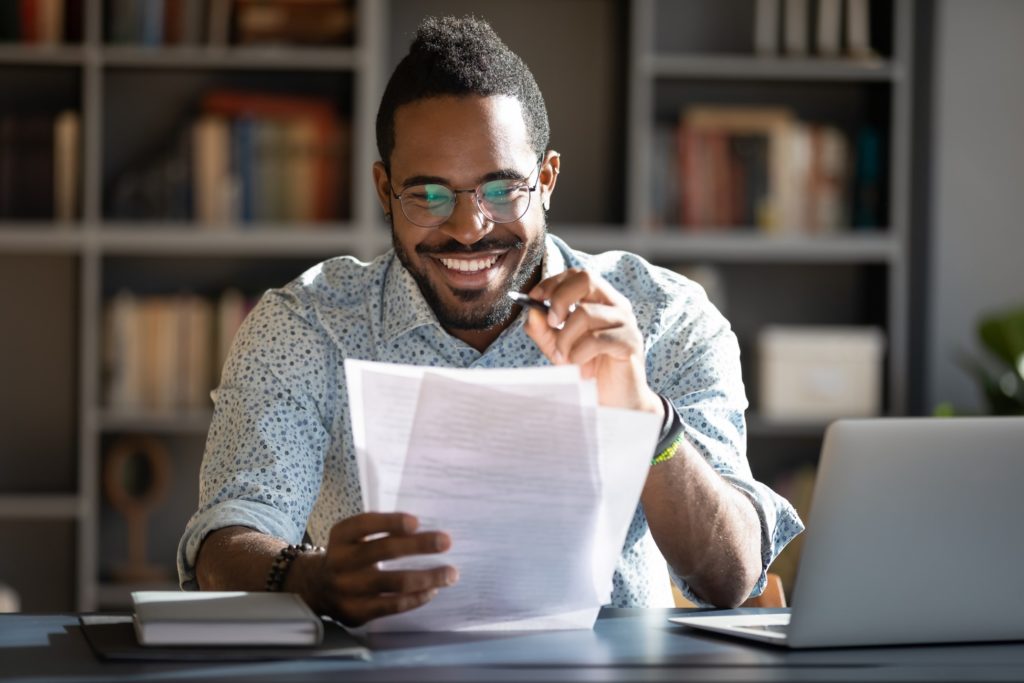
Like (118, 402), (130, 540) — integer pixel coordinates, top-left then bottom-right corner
(416, 237), (525, 255)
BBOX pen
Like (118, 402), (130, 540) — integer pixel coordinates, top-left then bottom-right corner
(507, 291), (550, 313)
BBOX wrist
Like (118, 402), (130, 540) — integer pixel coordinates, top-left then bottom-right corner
(652, 395), (685, 466)
(284, 549), (328, 612)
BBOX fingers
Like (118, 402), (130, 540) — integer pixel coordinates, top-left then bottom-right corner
(328, 511), (418, 545)
(327, 512), (451, 571)
(529, 268), (627, 328)
(336, 528), (451, 571)
(334, 564), (458, 597)
(319, 512), (458, 627)
(523, 268), (641, 368)
(552, 302), (638, 365)
(335, 589), (440, 625)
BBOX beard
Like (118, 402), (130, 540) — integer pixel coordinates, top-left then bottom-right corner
(392, 224), (546, 331)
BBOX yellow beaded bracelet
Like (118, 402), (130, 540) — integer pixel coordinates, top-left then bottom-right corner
(651, 431), (684, 466)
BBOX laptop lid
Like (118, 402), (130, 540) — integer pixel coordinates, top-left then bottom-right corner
(786, 417), (1024, 648)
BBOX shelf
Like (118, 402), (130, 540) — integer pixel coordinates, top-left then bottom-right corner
(0, 227), (83, 253)
(100, 45), (359, 71)
(0, 494), (80, 519)
(100, 409), (214, 435)
(645, 54), (900, 82)
(555, 229), (899, 264)
(96, 225), (385, 256)
(0, 44), (86, 67)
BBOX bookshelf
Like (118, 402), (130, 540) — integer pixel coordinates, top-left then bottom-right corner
(0, 0), (918, 610)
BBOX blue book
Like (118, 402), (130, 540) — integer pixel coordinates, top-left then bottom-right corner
(232, 117), (256, 225)
(141, 0), (165, 46)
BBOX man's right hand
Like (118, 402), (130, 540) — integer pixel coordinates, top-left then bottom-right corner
(195, 514), (457, 628)
(295, 512), (458, 626)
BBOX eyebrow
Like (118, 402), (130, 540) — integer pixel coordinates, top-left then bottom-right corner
(397, 167), (531, 190)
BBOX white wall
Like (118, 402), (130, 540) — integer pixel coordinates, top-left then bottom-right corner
(926, 0), (1024, 412)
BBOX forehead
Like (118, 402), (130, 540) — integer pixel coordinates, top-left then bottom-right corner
(389, 95), (536, 180)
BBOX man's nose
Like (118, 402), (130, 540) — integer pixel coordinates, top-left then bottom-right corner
(440, 192), (491, 245)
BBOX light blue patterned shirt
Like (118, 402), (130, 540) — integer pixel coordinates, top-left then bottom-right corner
(178, 233), (803, 606)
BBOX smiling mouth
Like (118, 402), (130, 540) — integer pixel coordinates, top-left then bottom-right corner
(437, 254), (502, 273)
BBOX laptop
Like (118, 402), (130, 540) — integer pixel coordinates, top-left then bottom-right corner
(670, 416), (1024, 648)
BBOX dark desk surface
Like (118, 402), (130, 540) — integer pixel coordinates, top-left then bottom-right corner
(3, 608), (1024, 682)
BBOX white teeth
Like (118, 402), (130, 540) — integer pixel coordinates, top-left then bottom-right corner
(439, 255), (500, 272)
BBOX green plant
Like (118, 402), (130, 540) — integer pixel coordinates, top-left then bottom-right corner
(957, 306), (1024, 415)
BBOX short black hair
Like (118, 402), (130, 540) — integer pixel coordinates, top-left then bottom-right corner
(375, 15), (550, 172)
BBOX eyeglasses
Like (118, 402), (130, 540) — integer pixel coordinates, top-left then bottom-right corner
(389, 162), (542, 228)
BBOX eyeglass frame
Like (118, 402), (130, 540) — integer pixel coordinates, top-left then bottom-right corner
(386, 159), (545, 228)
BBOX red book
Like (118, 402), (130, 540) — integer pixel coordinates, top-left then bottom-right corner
(19, 0), (38, 42)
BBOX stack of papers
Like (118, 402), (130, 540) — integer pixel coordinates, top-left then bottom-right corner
(345, 360), (662, 632)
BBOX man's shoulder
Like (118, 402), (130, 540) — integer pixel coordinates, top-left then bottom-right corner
(248, 252), (393, 341)
(554, 236), (696, 303)
(281, 252), (391, 307)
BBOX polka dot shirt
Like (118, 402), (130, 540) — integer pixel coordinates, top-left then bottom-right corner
(177, 234), (804, 607)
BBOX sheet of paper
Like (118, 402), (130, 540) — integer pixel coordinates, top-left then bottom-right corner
(380, 373), (600, 630)
(343, 360), (660, 632)
(345, 360), (587, 511)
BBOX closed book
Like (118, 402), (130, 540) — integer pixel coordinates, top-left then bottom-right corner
(815, 0), (842, 57)
(132, 591), (324, 647)
(234, 0), (355, 46)
(753, 0), (780, 56)
(845, 0), (873, 58)
(13, 116), (55, 219)
(37, 0), (63, 44)
(783, 0), (809, 56)
(54, 110), (80, 222)
(192, 114), (232, 227)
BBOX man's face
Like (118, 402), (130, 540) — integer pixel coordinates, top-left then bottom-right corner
(374, 95), (556, 332)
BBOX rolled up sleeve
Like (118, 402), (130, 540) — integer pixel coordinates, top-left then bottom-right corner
(177, 289), (336, 589)
(647, 279), (804, 606)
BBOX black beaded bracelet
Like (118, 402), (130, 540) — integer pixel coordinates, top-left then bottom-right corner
(266, 542), (322, 592)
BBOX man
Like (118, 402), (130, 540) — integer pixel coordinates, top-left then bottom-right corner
(179, 15), (802, 627)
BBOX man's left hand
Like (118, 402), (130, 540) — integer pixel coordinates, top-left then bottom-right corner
(523, 268), (663, 417)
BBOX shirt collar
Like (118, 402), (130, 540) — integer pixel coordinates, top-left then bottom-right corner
(381, 233), (568, 345)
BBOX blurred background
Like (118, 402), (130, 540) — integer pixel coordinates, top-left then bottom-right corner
(0, 0), (1021, 613)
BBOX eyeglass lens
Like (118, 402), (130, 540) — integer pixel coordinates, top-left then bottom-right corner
(400, 178), (534, 227)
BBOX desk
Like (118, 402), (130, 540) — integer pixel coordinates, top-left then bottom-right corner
(3, 608), (1024, 682)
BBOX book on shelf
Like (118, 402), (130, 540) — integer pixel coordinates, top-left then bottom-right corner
(131, 591), (324, 647)
(200, 89), (349, 226)
(109, 90), (349, 226)
(54, 110), (80, 222)
(234, 0), (355, 46)
(782, 0), (809, 56)
(0, 110), (80, 222)
(104, 289), (252, 414)
(105, 0), (354, 47)
(673, 105), (860, 235)
(845, 0), (876, 58)
(752, 0), (875, 59)
(0, 0), (71, 44)
(851, 126), (883, 228)
(814, 0), (842, 57)
(753, 0), (781, 56)
(191, 114), (233, 227)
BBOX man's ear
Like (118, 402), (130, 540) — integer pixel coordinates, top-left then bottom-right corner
(539, 151), (560, 211)
(372, 161), (392, 217)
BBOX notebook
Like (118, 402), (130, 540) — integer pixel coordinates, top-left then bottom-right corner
(671, 417), (1024, 648)
(132, 591), (324, 647)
